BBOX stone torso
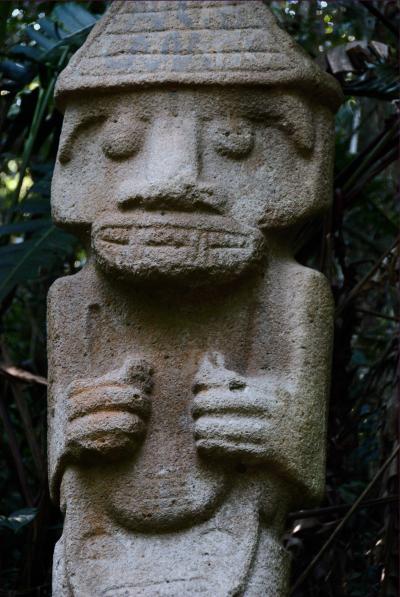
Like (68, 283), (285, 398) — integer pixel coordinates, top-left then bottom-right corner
(48, 254), (332, 595)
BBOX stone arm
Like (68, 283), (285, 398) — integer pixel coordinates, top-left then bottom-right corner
(47, 274), (152, 503)
(192, 261), (333, 506)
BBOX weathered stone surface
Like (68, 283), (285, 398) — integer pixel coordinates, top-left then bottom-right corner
(48, 2), (341, 595)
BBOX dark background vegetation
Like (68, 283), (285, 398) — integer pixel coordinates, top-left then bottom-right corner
(0, 1), (398, 595)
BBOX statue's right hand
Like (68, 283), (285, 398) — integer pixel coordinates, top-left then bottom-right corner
(65, 358), (153, 462)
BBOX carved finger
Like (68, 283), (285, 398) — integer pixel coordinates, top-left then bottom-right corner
(195, 438), (267, 462)
(66, 431), (141, 461)
(199, 351), (226, 371)
(194, 414), (268, 444)
(67, 410), (145, 438)
(122, 358), (154, 391)
(193, 351), (245, 394)
(66, 411), (145, 458)
(67, 358), (153, 397)
(193, 352), (235, 393)
(192, 389), (267, 419)
(67, 385), (151, 421)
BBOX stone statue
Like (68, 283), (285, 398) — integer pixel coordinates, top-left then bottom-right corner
(48, 2), (342, 595)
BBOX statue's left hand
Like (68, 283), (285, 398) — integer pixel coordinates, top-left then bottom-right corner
(192, 352), (289, 464)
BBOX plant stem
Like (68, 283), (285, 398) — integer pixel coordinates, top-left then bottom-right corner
(7, 46), (69, 222)
(336, 235), (399, 316)
(290, 444), (400, 593)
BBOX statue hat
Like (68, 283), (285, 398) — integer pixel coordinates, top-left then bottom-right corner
(55, 0), (342, 110)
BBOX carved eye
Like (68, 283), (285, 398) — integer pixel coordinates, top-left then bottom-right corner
(102, 119), (145, 160)
(213, 120), (254, 160)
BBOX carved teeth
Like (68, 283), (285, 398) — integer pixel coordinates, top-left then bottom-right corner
(95, 212), (256, 252)
(91, 211), (265, 284)
(98, 224), (249, 251)
(100, 228), (130, 245)
(207, 231), (247, 249)
(139, 225), (196, 248)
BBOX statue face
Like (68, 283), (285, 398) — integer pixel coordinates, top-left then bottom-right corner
(53, 87), (334, 284)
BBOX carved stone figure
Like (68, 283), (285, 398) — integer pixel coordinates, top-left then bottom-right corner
(48, 2), (342, 595)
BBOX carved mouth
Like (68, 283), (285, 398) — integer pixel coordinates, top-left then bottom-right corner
(92, 211), (264, 284)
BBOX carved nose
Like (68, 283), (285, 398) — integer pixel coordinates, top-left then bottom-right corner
(145, 115), (198, 186)
(117, 115), (200, 210)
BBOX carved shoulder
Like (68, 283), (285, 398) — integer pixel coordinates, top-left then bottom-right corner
(48, 270), (86, 309)
(295, 263), (333, 307)
(286, 263), (334, 370)
(268, 260), (333, 340)
(47, 271), (95, 384)
(279, 261), (333, 315)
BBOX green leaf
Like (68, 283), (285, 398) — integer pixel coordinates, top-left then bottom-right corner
(53, 3), (97, 31)
(0, 59), (32, 83)
(37, 18), (61, 40)
(25, 27), (58, 51)
(0, 508), (38, 533)
(64, 3), (98, 27)
(10, 44), (42, 62)
(0, 219), (51, 236)
(0, 225), (77, 303)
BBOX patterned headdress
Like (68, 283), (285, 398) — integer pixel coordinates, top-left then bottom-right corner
(55, 0), (342, 110)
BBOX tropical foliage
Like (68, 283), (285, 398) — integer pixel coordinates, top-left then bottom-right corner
(0, 1), (398, 595)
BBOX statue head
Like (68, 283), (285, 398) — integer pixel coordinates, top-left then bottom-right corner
(52, 0), (342, 285)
